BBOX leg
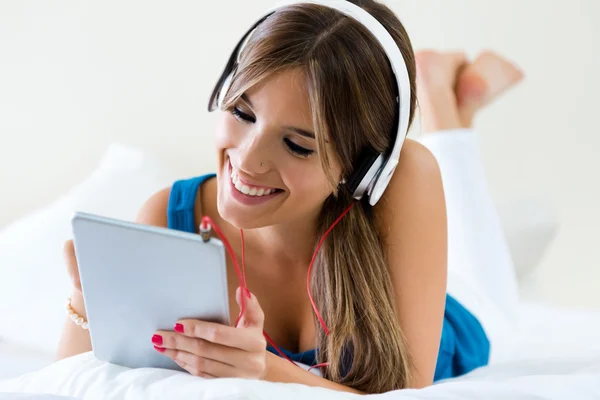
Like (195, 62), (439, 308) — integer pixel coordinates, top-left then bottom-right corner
(415, 50), (523, 362)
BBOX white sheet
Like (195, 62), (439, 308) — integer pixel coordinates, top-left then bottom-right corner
(1, 351), (599, 400)
(0, 341), (54, 381)
(1, 303), (599, 400)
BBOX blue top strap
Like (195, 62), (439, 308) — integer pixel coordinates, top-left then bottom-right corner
(167, 174), (216, 233)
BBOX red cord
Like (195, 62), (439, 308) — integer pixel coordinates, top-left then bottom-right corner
(200, 216), (247, 328)
(201, 200), (355, 370)
(239, 226), (294, 364)
(308, 362), (329, 372)
(202, 216), (296, 365)
(239, 229), (249, 297)
(306, 202), (355, 336)
(263, 331), (295, 364)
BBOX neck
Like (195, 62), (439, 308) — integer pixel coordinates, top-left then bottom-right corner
(242, 212), (321, 270)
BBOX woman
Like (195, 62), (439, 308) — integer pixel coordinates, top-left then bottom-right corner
(58, 0), (523, 394)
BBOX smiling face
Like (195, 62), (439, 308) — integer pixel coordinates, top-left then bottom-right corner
(215, 68), (342, 229)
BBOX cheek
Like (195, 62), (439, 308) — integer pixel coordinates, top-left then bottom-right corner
(286, 163), (334, 204)
(214, 113), (240, 152)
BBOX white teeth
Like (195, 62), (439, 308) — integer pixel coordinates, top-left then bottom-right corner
(230, 170), (277, 197)
(234, 180), (244, 191)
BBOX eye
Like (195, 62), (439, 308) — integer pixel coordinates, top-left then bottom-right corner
(284, 138), (314, 158)
(231, 106), (255, 123)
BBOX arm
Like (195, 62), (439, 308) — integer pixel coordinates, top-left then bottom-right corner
(56, 187), (173, 360)
(265, 353), (362, 394)
(374, 139), (448, 388)
(154, 288), (364, 394)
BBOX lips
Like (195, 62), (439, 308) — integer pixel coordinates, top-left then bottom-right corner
(230, 170), (282, 197)
(225, 159), (284, 206)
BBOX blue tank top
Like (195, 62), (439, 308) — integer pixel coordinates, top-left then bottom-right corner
(167, 174), (490, 381)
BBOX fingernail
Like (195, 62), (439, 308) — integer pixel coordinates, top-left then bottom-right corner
(174, 323), (184, 333)
(153, 345), (166, 353)
(151, 334), (163, 346)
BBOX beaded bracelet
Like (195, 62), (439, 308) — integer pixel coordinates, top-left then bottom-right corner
(65, 297), (89, 330)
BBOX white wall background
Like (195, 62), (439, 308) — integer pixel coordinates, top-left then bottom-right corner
(1, 1), (599, 308)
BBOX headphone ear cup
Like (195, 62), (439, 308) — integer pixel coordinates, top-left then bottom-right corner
(217, 70), (235, 110)
(346, 147), (383, 199)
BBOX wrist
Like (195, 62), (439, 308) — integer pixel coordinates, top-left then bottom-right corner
(69, 289), (87, 319)
(263, 351), (281, 381)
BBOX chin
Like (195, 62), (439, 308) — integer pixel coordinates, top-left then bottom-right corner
(215, 187), (273, 230)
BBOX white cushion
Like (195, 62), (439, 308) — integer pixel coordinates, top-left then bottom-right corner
(0, 143), (178, 355)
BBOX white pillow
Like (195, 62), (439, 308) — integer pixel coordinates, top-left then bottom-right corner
(0, 143), (179, 355)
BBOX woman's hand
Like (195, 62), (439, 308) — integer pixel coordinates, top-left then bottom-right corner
(152, 287), (268, 379)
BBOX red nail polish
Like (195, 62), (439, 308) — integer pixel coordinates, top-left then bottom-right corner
(154, 345), (166, 353)
(174, 323), (184, 333)
(151, 334), (163, 346)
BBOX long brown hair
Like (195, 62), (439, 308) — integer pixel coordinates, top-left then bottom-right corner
(221, 0), (418, 393)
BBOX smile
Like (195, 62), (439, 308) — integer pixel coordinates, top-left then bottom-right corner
(230, 171), (279, 197)
(226, 160), (284, 206)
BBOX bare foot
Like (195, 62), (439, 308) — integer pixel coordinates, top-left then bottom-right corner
(456, 51), (524, 126)
(415, 50), (468, 133)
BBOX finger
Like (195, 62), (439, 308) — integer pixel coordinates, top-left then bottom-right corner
(173, 320), (265, 352)
(235, 288), (265, 329)
(160, 348), (242, 378)
(153, 331), (244, 366)
(173, 357), (217, 379)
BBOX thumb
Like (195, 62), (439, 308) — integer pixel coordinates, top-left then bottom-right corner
(235, 287), (265, 329)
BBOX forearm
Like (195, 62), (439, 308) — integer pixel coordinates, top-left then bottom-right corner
(56, 289), (92, 360)
(264, 353), (363, 395)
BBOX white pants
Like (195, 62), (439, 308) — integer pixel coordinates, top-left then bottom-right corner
(417, 129), (519, 363)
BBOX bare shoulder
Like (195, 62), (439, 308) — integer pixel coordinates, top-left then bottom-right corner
(389, 138), (441, 190)
(135, 186), (172, 227)
(374, 138), (444, 228)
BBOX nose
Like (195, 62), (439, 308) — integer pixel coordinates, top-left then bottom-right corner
(235, 127), (273, 175)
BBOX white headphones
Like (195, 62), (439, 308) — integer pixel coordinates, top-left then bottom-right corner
(208, 0), (411, 206)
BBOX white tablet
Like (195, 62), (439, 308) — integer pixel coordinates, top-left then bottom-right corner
(71, 212), (230, 371)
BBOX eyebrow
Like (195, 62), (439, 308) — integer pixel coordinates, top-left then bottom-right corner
(283, 126), (315, 139)
(241, 93), (317, 140)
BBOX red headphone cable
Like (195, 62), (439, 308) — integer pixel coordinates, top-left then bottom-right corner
(199, 201), (355, 368)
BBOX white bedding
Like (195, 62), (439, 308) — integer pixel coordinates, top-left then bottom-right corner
(0, 341), (53, 381)
(2, 304), (600, 400)
(1, 351), (599, 400)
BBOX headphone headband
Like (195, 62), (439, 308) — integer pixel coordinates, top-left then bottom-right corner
(208, 0), (411, 206)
